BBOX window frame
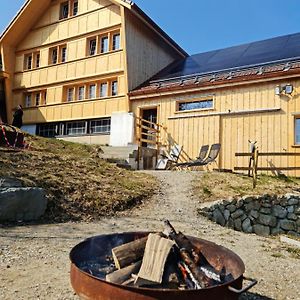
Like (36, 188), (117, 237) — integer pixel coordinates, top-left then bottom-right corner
(88, 38), (97, 56)
(100, 82), (108, 98)
(78, 86), (85, 101)
(60, 1), (69, 20)
(66, 121), (87, 136)
(295, 117), (300, 145)
(176, 98), (214, 113)
(111, 81), (118, 96)
(100, 35), (109, 53)
(89, 84), (97, 99)
(112, 33), (121, 51)
(90, 118), (111, 134)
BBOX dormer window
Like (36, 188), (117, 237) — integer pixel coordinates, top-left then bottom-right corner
(60, 0), (79, 20)
(60, 2), (69, 20)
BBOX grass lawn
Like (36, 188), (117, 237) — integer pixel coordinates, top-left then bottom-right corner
(193, 171), (300, 203)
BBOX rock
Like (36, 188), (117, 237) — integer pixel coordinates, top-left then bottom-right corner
(295, 207), (300, 215)
(212, 209), (226, 226)
(261, 202), (272, 208)
(253, 224), (270, 236)
(242, 196), (254, 203)
(287, 231), (300, 238)
(287, 206), (295, 213)
(258, 214), (277, 227)
(0, 188), (47, 222)
(288, 198), (299, 205)
(0, 178), (22, 188)
(287, 213), (298, 221)
(227, 205), (237, 213)
(227, 218), (234, 228)
(234, 218), (242, 231)
(279, 220), (296, 231)
(236, 200), (244, 209)
(250, 210), (259, 219)
(245, 202), (256, 212)
(272, 205), (288, 219)
(231, 209), (244, 219)
(218, 205), (225, 213)
(260, 207), (271, 214)
(242, 218), (252, 233)
(223, 209), (230, 221)
(271, 227), (285, 235)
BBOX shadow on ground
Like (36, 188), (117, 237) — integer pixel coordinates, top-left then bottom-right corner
(240, 292), (274, 300)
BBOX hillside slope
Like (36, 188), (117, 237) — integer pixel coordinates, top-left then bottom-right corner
(0, 134), (156, 222)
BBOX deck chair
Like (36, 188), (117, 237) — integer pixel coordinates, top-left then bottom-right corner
(187, 143), (221, 168)
(175, 144), (210, 168)
(156, 144), (182, 170)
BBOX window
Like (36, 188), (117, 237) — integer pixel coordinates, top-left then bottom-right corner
(35, 93), (41, 106)
(178, 99), (214, 112)
(43, 91), (47, 105)
(101, 36), (109, 53)
(111, 81), (118, 96)
(90, 118), (111, 134)
(50, 47), (58, 64)
(73, 1), (78, 16)
(38, 124), (59, 138)
(61, 47), (67, 63)
(66, 121), (87, 135)
(78, 86), (85, 100)
(100, 83), (108, 98)
(25, 54), (32, 70)
(60, 2), (69, 19)
(25, 94), (31, 108)
(112, 34), (120, 51)
(67, 88), (74, 102)
(89, 39), (97, 56)
(295, 118), (300, 145)
(35, 53), (40, 68)
(89, 84), (96, 99)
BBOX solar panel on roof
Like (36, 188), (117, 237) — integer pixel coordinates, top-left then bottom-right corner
(151, 32), (300, 82)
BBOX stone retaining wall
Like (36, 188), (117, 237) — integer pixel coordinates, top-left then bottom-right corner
(200, 194), (300, 236)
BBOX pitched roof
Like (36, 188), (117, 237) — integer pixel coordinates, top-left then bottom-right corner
(149, 32), (300, 83)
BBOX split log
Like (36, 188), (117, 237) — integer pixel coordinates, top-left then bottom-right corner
(112, 237), (148, 270)
(134, 233), (175, 286)
(106, 261), (142, 284)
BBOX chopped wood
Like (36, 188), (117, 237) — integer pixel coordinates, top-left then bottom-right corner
(112, 237), (148, 270)
(106, 261), (142, 284)
(135, 233), (175, 286)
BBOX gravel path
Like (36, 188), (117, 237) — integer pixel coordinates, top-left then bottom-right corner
(0, 171), (299, 300)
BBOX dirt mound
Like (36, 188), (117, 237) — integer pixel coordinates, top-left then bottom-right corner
(0, 134), (156, 222)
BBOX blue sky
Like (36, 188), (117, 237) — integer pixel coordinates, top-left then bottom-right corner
(1, 0), (300, 55)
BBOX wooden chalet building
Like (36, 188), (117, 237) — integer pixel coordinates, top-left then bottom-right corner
(1, 0), (300, 174)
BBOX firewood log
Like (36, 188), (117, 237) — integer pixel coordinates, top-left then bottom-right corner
(112, 237), (148, 269)
(106, 261), (142, 284)
(134, 233), (175, 286)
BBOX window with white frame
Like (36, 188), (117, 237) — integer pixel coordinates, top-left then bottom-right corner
(60, 0), (78, 19)
(73, 0), (78, 16)
(100, 83), (108, 98)
(61, 47), (67, 63)
(101, 36), (109, 53)
(111, 81), (118, 96)
(295, 118), (300, 145)
(50, 47), (58, 64)
(60, 1), (69, 19)
(177, 99), (214, 112)
(112, 34), (120, 51)
(24, 51), (41, 71)
(35, 93), (41, 106)
(24, 90), (46, 107)
(66, 121), (87, 135)
(35, 52), (40, 68)
(78, 86), (85, 100)
(89, 84), (96, 99)
(89, 39), (97, 56)
(38, 124), (59, 138)
(24, 54), (32, 70)
(49, 44), (67, 65)
(67, 88), (75, 102)
(90, 118), (111, 134)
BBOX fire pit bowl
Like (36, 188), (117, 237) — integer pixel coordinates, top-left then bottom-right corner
(70, 232), (257, 300)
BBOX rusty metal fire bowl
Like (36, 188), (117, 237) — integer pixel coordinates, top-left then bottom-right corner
(70, 232), (257, 300)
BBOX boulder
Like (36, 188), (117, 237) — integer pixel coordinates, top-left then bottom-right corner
(258, 213), (277, 227)
(288, 198), (299, 206)
(223, 209), (230, 221)
(250, 209), (259, 219)
(279, 220), (296, 231)
(231, 209), (244, 219)
(271, 227), (285, 235)
(272, 205), (288, 219)
(234, 218), (242, 231)
(287, 206), (295, 213)
(227, 204), (237, 213)
(260, 207), (271, 214)
(253, 224), (270, 236)
(0, 188), (47, 222)
(242, 218), (252, 233)
(212, 209), (226, 226)
(287, 213), (298, 221)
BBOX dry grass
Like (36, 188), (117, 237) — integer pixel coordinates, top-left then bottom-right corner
(193, 171), (300, 203)
(0, 134), (156, 222)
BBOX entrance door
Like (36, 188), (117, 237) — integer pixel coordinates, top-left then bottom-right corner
(142, 108), (157, 125)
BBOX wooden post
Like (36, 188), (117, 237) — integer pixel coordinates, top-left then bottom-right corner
(253, 149), (259, 188)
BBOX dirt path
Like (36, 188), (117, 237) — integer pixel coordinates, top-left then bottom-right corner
(0, 171), (299, 300)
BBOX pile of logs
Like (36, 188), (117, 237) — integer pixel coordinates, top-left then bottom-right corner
(105, 221), (232, 290)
